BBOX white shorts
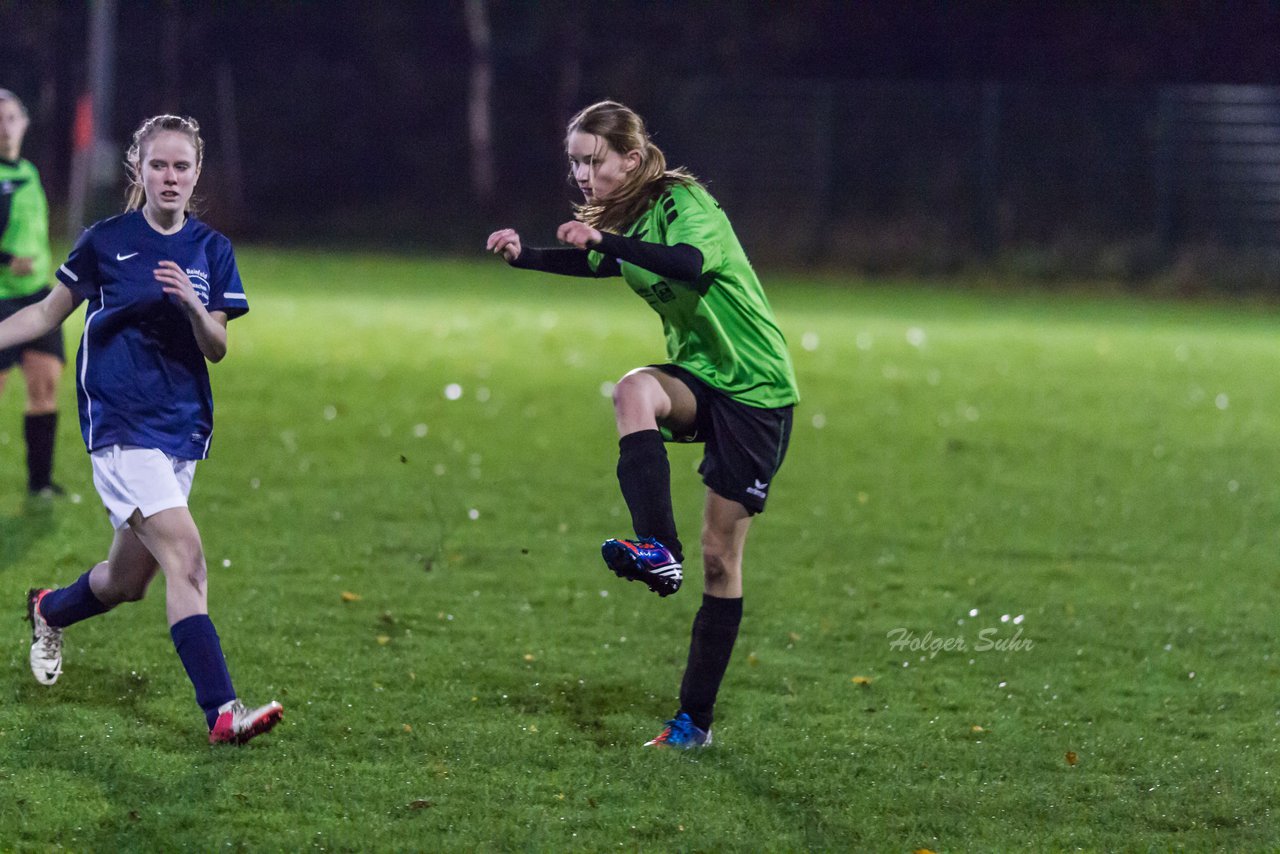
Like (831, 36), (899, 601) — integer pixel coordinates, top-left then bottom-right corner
(90, 445), (197, 530)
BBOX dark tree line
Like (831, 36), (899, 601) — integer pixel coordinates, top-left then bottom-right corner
(2, 1), (1277, 246)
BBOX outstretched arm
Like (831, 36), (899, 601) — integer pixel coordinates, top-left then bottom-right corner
(0, 284), (78, 351)
(154, 260), (229, 362)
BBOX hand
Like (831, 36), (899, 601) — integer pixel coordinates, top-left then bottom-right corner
(153, 260), (204, 313)
(9, 256), (35, 276)
(556, 220), (602, 250)
(486, 228), (522, 262)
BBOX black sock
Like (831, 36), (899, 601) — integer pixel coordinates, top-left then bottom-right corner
(678, 594), (743, 732)
(24, 412), (57, 492)
(616, 429), (683, 561)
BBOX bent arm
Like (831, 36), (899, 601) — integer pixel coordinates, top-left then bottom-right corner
(594, 232), (704, 282)
(188, 309), (229, 363)
(0, 284), (78, 351)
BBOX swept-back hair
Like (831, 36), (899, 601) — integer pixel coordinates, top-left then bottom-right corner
(567, 100), (697, 233)
(124, 114), (204, 212)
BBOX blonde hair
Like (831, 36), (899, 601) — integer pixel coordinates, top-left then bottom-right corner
(567, 101), (697, 233)
(124, 114), (204, 212)
(0, 88), (28, 117)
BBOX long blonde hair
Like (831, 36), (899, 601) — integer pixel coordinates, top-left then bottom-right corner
(124, 114), (204, 212)
(567, 101), (697, 233)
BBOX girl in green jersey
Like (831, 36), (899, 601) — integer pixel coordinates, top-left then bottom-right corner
(488, 101), (798, 749)
(0, 89), (63, 497)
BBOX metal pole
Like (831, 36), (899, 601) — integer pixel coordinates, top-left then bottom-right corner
(66, 0), (116, 235)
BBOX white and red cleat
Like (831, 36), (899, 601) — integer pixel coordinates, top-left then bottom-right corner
(26, 588), (63, 686)
(209, 699), (283, 745)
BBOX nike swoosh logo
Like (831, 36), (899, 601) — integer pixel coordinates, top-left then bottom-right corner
(116, 252), (139, 261)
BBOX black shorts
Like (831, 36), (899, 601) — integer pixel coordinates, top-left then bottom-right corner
(655, 364), (793, 515)
(0, 289), (65, 371)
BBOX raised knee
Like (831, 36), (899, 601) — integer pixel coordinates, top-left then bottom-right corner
(611, 371), (648, 410)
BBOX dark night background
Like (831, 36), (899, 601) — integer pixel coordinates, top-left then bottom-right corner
(3, 1), (1279, 283)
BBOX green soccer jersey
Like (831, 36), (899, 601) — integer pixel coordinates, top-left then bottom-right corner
(589, 181), (799, 409)
(0, 157), (52, 300)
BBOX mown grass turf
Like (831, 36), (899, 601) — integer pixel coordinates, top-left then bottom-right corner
(1, 248), (1278, 851)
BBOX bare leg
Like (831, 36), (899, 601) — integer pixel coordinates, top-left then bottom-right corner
(125, 506), (209, 626)
(88, 524), (161, 607)
(700, 490), (753, 598)
(20, 350), (62, 415)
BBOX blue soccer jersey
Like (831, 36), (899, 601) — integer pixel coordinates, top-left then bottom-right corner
(55, 211), (249, 459)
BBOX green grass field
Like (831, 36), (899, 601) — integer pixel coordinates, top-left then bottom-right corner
(1, 248), (1278, 851)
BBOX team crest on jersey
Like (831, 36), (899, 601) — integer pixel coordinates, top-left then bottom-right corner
(186, 268), (211, 305)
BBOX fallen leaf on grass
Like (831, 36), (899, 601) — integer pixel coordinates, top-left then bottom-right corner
(403, 724), (412, 733)
(408, 800), (434, 810)
(376, 635), (391, 645)
(851, 676), (872, 686)
(1065, 751), (1079, 766)
(341, 591), (362, 602)
(971, 725), (985, 733)
(523, 653), (535, 662)
(747, 652), (760, 667)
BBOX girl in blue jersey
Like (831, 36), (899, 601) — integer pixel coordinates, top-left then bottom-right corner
(0, 88), (65, 497)
(0, 115), (281, 745)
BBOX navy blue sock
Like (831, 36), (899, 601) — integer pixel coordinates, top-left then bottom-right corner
(678, 594), (743, 732)
(617, 429), (683, 562)
(39, 571), (110, 628)
(170, 614), (236, 729)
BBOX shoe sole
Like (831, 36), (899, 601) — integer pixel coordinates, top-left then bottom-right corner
(601, 541), (681, 597)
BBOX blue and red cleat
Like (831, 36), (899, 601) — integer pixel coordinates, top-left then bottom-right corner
(601, 537), (682, 597)
(644, 712), (712, 749)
